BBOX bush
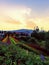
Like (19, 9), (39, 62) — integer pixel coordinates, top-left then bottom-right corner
(0, 43), (49, 65)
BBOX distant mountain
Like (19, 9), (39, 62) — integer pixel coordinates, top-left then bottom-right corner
(11, 29), (33, 34)
(0, 29), (33, 35)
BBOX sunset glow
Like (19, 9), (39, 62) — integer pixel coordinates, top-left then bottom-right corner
(0, 0), (49, 31)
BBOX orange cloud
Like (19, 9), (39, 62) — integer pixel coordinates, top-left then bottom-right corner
(26, 19), (36, 29)
(5, 16), (21, 25)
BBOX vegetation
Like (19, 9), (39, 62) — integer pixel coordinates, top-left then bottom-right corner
(0, 42), (49, 65)
(31, 30), (49, 50)
(0, 27), (49, 65)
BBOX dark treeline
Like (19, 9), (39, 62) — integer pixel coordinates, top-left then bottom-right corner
(31, 29), (49, 51)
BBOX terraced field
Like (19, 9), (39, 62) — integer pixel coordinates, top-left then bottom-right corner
(1, 35), (49, 56)
(0, 35), (49, 65)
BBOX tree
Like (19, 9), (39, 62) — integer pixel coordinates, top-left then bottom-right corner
(45, 40), (49, 51)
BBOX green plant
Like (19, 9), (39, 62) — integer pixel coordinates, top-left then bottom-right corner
(0, 41), (49, 65)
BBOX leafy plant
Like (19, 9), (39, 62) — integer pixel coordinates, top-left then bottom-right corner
(0, 42), (49, 65)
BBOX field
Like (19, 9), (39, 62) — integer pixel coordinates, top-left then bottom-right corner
(0, 31), (49, 65)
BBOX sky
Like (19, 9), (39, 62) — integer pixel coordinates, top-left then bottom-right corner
(0, 0), (49, 31)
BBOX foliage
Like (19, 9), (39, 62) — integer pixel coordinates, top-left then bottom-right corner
(0, 43), (49, 65)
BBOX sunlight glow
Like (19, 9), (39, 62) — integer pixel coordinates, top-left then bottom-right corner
(0, 5), (49, 31)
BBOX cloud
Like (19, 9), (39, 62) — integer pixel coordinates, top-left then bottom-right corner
(0, 4), (36, 30)
(0, 4), (49, 31)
